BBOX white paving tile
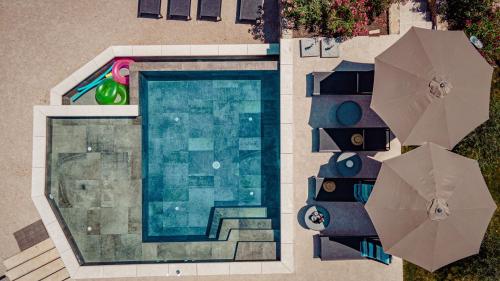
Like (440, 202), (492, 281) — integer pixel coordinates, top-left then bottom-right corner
(162, 45), (191, 56)
(280, 243), (294, 272)
(92, 47), (114, 68)
(218, 44), (248, 56)
(74, 266), (103, 279)
(50, 76), (79, 101)
(112, 45), (133, 57)
(49, 90), (63, 106)
(31, 167), (45, 198)
(190, 45), (219, 56)
(247, 44), (279, 55)
(46, 221), (71, 254)
(280, 153), (293, 184)
(71, 60), (99, 84)
(280, 183), (294, 214)
(102, 265), (137, 278)
(280, 123), (293, 154)
(280, 39), (293, 65)
(33, 108), (47, 137)
(229, 262), (262, 275)
(197, 262), (230, 275)
(32, 197), (57, 225)
(37, 105), (139, 117)
(168, 263), (197, 276)
(280, 94), (293, 124)
(137, 264), (170, 277)
(32, 136), (46, 168)
(280, 213), (294, 244)
(280, 64), (293, 94)
(59, 249), (80, 277)
(261, 261), (292, 274)
(132, 45), (162, 57)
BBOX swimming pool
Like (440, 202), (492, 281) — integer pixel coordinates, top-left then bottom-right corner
(140, 71), (281, 243)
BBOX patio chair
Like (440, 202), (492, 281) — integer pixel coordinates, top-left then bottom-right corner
(168, 0), (192, 20)
(353, 183), (374, 204)
(198, 0), (222, 21)
(360, 238), (392, 265)
(138, 0), (163, 18)
(238, 0), (264, 22)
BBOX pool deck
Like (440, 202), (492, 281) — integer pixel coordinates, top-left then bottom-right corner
(0, 0), (433, 279)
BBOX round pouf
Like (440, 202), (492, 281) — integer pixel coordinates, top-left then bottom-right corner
(336, 101), (362, 126)
(351, 133), (364, 146)
(323, 181), (336, 192)
(304, 205), (330, 231)
(335, 152), (362, 177)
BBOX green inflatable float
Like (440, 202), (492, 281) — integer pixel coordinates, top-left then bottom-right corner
(95, 78), (129, 105)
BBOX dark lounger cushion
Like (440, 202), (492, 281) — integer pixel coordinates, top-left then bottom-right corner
(169, 0), (191, 19)
(239, 0), (264, 21)
(199, 0), (222, 19)
(138, 0), (162, 18)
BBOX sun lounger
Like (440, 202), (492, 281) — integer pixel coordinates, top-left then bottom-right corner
(360, 238), (392, 265)
(317, 128), (390, 152)
(138, 0), (163, 18)
(354, 183), (374, 204)
(199, 0), (222, 20)
(168, 0), (191, 20)
(316, 202), (378, 236)
(314, 177), (375, 202)
(238, 0), (264, 21)
(312, 71), (375, 95)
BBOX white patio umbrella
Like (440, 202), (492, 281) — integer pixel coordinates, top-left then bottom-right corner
(365, 142), (497, 272)
(371, 27), (493, 149)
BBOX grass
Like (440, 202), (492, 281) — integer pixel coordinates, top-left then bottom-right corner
(403, 68), (500, 280)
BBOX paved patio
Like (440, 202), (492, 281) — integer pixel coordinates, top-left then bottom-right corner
(0, 0), (432, 280)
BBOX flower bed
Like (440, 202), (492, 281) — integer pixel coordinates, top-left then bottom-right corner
(280, 0), (390, 39)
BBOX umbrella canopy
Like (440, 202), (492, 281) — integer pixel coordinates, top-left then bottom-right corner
(371, 27), (493, 149)
(365, 142), (496, 272)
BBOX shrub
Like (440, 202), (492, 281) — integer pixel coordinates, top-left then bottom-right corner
(437, 0), (494, 29)
(464, 9), (500, 66)
(281, 0), (370, 38)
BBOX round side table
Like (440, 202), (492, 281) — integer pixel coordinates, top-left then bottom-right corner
(304, 205), (330, 231)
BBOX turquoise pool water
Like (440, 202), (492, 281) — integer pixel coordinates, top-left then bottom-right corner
(140, 71), (280, 242)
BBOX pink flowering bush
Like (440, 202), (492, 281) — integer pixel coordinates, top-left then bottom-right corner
(280, 0), (370, 38)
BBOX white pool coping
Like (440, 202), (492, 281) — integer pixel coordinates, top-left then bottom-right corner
(32, 42), (294, 278)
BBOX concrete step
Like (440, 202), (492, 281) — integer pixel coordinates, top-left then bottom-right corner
(17, 258), (65, 281)
(6, 248), (59, 281)
(218, 218), (273, 240)
(156, 241), (237, 261)
(227, 229), (276, 242)
(3, 239), (54, 270)
(208, 207), (267, 238)
(235, 241), (277, 261)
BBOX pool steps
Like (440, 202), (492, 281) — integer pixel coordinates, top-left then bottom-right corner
(208, 207), (268, 238)
(218, 218), (273, 240)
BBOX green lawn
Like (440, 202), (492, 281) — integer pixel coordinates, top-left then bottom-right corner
(403, 68), (500, 280)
